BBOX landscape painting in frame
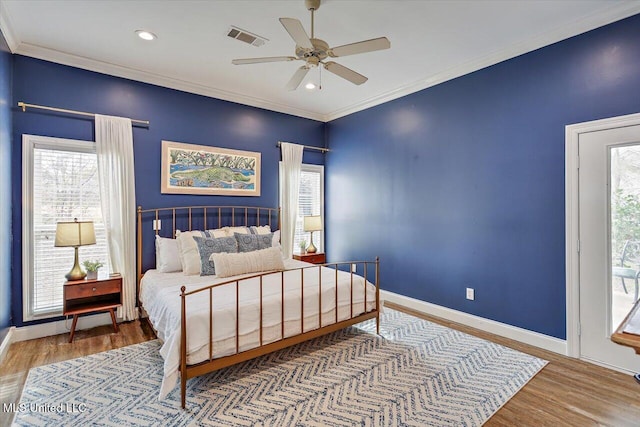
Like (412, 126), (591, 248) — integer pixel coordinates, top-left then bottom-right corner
(161, 141), (261, 196)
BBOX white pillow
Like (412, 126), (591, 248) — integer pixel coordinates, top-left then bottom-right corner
(155, 235), (182, 273)
(176, 229), (227, 275)
(226, 226), (250, 236)
(251, 225), (272, 235)
(211, 247), (285, 278)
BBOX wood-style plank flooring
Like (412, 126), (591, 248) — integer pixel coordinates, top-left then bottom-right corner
(1, 304), (639, 426)
(0, 320), (156, 426)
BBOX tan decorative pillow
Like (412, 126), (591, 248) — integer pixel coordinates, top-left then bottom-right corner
(251, 225), (271, 235)
(176, 229), (227, 275)
(211, 247), (285, 278)
(225, 226), (251, 236)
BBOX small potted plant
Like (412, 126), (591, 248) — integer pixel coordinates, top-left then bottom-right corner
(299, 239), (307, 254)
(82, 260), (104, 280)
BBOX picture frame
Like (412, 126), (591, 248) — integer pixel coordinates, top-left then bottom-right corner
(161, 140), (261, 196)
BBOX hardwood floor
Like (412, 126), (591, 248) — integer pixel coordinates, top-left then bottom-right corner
(385, 302), (640, 427)
(0, 319), (156, 426)
(1, 305), (639, 426)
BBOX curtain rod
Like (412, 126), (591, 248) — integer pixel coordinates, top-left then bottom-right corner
(276, 141), (329, 153)
(17, 102), (150, 127)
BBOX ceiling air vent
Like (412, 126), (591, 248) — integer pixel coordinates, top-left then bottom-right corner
(227, 26), (268, 47)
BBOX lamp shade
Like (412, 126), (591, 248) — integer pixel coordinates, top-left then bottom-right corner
(303, 215), (323, 232)
(55, 220), (96, 247)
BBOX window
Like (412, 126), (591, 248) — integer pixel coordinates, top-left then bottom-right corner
(22, 135), (110, 321)
(279, 163), (325, 254)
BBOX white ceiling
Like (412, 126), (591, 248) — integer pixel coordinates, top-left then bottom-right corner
(1, 1), (639, 122)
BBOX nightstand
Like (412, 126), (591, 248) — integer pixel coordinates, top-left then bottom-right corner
(63, 275), (122, 343)
(293, 252), (326, 264)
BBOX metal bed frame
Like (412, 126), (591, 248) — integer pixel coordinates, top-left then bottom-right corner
(137, 205), (380, 408)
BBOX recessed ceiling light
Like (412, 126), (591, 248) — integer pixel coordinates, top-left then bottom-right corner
(305, 82), (316, 90)
(136, 30), (157, 41)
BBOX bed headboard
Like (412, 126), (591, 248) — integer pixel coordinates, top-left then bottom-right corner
(136, 205), (280, 285)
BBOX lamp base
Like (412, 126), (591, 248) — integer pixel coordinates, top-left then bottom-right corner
(65, 247), (86, 281)
(66, 270), (86, 282)
(307, 232), (317, 253)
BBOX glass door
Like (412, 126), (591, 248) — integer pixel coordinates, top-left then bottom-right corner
(610, 145), (640, 331)
(578, 125), (640, 372)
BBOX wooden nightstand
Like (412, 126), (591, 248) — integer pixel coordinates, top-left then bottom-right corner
(293, 252), (326, 264)
(63, 275), (122, 343)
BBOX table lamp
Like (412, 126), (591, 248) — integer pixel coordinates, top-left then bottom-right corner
(55, 219), (96, 281)
(303, 215), (322, 254)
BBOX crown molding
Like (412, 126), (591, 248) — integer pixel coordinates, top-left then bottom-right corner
(11, 41), (327, 122)
(2, 2), (639, 123)
(323, 3), (640, 122)
(0, 1), (19, 52)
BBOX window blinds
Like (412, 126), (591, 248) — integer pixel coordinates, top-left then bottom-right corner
(293, 166), (323, 253)
(31, 147), (111, 315)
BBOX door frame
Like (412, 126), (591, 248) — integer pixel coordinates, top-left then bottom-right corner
(565, 112), (640, 359)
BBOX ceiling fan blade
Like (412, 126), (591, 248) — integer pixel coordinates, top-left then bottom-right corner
(285, 66), (310, 91)
(323, 62), (368, 85)
(329, 37), (391, 58)
(279, 18), (313, 49)
(232, 56), (297, 65)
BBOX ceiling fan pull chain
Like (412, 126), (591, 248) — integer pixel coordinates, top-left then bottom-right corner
(319, 65), (322, 90)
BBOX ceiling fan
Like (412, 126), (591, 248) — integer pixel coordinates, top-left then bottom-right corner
(231, 0), (390, 91)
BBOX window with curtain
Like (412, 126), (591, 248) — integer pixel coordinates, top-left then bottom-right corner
(280, 163), (325, 254)
(22, 135), (110, 320)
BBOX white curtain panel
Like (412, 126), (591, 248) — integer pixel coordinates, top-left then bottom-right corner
(280, 142), (304, 259)
(95, 115), (137, 321)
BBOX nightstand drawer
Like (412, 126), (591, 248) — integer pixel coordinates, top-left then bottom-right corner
(65, 278), (120, 300)
(293, 253), (326, 264)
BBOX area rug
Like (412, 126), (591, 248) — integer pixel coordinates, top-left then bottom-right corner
(12, 309), (547, 426)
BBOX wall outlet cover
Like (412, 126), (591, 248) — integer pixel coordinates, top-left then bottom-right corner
(466, 288), (475, 300)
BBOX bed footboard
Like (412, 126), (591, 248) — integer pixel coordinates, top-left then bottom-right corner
(178, 259), (380, 409)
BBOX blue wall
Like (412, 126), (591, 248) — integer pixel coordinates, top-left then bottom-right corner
(0, 30), (12, 343)
(7, 13), (640, 339)
(326, 14), (640, 339)
(11, 56), (325, 327)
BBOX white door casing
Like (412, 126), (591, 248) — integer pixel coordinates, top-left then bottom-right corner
(566, 112), (640, 371)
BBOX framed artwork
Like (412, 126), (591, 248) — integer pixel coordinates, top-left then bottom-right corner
(161, 140), (261, 196)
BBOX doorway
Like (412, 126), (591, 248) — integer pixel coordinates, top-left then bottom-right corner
(566, 113), (640, 372)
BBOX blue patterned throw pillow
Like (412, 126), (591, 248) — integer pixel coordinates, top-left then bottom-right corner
(235, 232), (273, 253)
(193, 236), (238, 276)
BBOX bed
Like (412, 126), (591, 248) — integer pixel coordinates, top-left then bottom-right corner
(136, 205), (381, 408)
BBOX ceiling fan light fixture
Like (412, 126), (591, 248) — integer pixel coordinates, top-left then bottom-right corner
(231, 0), (390, 91)
(135, 30), (157, 41)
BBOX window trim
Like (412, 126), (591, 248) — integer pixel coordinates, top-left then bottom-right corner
(301, 163), (325, 254)
(22, 134), (97, 321)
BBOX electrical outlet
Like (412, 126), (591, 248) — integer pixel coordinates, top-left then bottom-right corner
(153, 220), (161, 231)
(466, 288), (475, 301)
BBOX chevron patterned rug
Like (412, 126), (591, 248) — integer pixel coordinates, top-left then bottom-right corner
(13, 309), (546, 426)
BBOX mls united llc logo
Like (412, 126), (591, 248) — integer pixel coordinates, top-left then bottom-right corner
(3, 402), (87, 413)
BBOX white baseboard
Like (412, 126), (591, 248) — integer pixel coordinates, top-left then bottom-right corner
(12, 313), (116, 343)
(0, 326), (15, 364)
(579, 355), (635, 375)
(381, 290), (568, 355)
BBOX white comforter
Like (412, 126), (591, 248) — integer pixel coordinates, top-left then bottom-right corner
(140, 258), (378, 399)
